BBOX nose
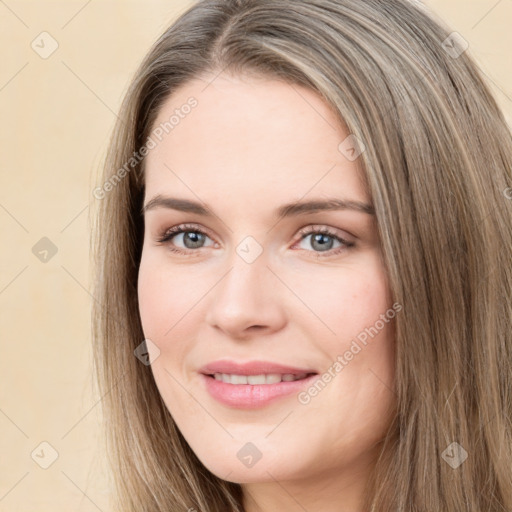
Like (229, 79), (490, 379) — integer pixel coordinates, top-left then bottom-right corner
(204, 251), (287, 340)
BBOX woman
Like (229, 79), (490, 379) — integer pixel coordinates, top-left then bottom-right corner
(91, 0), (512, 510)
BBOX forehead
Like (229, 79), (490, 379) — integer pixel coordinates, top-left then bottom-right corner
(144, 73), (369, 210)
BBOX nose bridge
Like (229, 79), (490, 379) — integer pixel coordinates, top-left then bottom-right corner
(205, 240), (285, 336)
(218, 231), (269, 294)
(217, 243), (270, 310)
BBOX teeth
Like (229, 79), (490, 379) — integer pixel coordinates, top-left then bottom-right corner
(230, 374), (247, 385)
(247, 374), (266, 385)
(213, 373), (308, 384)
(265, 373), (282, 384)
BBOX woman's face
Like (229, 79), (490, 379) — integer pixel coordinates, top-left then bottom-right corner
(138, 72), (397, 489)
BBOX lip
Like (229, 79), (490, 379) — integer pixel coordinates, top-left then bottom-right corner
(198, 359), (319, 409)
(199, 359), (317, 376)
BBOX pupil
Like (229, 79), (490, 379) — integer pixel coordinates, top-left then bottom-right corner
(185, 232), (204, 248)
(312, 233), (333, 251)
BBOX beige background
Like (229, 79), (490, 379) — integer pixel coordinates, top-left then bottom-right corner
(0, 1), (511, 510)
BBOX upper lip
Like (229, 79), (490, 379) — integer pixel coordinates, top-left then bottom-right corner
(199, 360), (318, 376)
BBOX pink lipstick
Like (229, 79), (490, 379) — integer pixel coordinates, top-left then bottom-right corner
(199, 360), (318, 409)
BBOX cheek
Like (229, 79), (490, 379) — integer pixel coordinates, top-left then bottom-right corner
(137, 250), (213, 394)
(138, 264), (166, 340)
(291, 255), (396, 405)
(137, 255), (200, 412)
(137, 251), (196, 340)
(288, 256), (392, 342)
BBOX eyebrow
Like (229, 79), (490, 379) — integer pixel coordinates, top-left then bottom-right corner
(142, 195), (375, 217)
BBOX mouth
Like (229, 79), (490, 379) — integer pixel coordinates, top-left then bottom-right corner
(205, 372), (316, 384)
(199, 368), (319, 408)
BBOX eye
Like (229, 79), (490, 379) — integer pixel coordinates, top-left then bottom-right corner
(156, 223), (216, 254)
(156, 223), (354, 258)
(293, 226), (354, 258)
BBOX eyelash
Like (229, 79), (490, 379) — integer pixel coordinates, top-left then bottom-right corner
(156, 223), (355, 258)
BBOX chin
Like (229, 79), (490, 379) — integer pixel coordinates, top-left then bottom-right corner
(197, 447), (302, 484)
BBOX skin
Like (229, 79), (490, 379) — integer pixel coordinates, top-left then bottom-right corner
(137, 71), (397, 512)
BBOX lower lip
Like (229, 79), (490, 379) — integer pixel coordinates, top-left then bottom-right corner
(200, 373), (319, 409)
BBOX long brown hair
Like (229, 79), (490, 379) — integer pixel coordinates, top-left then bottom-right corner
(91, 1), (512, 510)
